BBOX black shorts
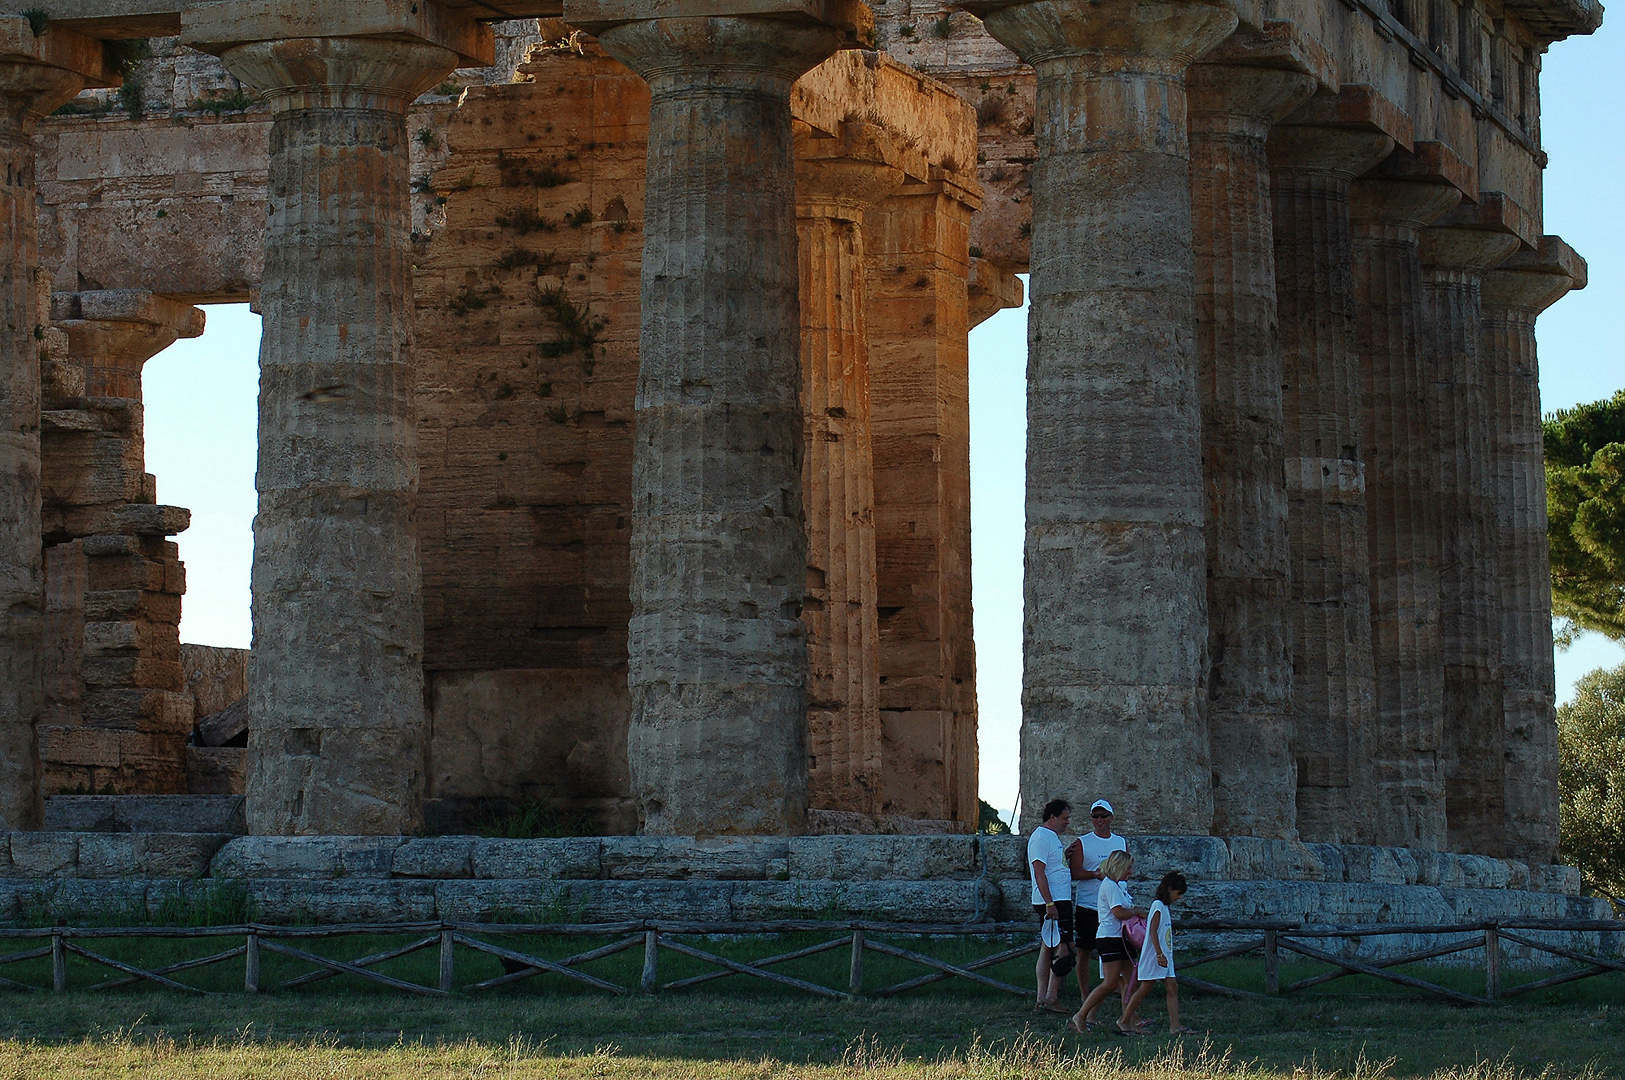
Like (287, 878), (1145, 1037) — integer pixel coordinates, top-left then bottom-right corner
(1094, 932), (1130, 962)
(1033, 900), (1075, 946)
(1075, 908), (1100, 945)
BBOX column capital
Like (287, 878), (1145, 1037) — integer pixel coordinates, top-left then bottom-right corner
(962, 0), (1237, 72)
(1482, 235), (1587, 317)
(50, 290), (205, 392)
(794, 121), (907, 222)
(1268, 85), (1411, 178)
(179, 0), (493, 66)
(209, 36), (461, 114)
(1196, 18), (1337, 91)
(589, 12), (853, 93)
(1350, 143), (1474, 233)
(1421, 192), (1532, 276)
(0, 17), (111, 129)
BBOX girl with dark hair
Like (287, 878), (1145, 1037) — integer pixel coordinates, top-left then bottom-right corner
(1117, 871), (1196, 1034)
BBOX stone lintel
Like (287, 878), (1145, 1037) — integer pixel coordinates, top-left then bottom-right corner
(0, 15), (113, 86)
(1198, 18), (1337, 94)
(794, 117), (926, 184)
(179, 0), (495, 66)
(0, 2), (183, 39)
(1281, 83), (1415, 153)
(1367, 140), (1477, 202)
(1434, 190), (1539, 251)
(967, 257), (1022, 329)
(563, 0), (873, 38)
(50, 290), (205, 340)
(794, 50), (977, 183)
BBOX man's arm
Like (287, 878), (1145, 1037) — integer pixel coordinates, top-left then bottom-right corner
(1031, 860), (1057, 909)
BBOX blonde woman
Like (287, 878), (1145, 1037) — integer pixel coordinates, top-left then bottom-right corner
(1068, 849), (1146, 1034)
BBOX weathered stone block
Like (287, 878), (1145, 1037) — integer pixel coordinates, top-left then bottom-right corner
(469, 838), (601, 880)
(600, 836), (787, 880)
(210, 836), (406, 880)
(729, 879), (994, 923)
(9, 833), (80, 876)
(1453, 854), (1514, 889)
(1226, 837), (1328, 881)
(43, 794), (245, 834)
(786, 835), (979, 880)
(1528, 864), (1582, 896)
(1440, 886), (1569, 921)
(978, 834), (1027, 880)
(1341, 845), (1419, 885)
(393, 836), (477, 879)
(1303, 843), (1347, 882)
(432, 878), (576, 922)
(247, 879), (437, 924)
(995, 878), (1035, 921)
(1128, 835), (1230, 883)
(77, 833), (228, 879)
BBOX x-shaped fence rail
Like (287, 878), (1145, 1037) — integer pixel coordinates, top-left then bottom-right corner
(0, 918), (1616, 1001)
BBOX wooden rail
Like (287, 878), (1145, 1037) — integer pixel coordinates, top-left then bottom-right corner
(0, 918), (1614, 1002)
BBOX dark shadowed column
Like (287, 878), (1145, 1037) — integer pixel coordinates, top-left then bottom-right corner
(570, 1), (867, 834)
(1348, 144), (1470, 850)
(795, 121), (902, 817)
(0, 19), (101, 828)
(963, 0), (1238, 834)
(1420, 193), (1526, 856)
(1481, 235), (1584, 863)
(184, 8), (489, 834)
(1267, 86), (1409, 844)
(1187, 24), (1328, 839)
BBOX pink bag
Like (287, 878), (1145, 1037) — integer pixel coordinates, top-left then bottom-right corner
(1120, 915), (1148, 998)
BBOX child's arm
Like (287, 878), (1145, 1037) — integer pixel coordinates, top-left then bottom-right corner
(1148, 909), (1167, 965)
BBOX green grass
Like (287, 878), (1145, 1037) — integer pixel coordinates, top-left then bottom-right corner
(0, 933), (1617, 1078)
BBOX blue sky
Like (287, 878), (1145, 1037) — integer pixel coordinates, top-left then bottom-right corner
(143, 18), (1623, 820)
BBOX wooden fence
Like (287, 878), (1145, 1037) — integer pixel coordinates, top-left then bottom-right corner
(0, 918), (1617, 1002)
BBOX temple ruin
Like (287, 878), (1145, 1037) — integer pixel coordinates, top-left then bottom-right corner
(0, 0), (1603, 883)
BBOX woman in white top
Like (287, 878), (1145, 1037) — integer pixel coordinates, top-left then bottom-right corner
(1118, 871), (1196, 1034)
(1068, 850), (1145, 1034)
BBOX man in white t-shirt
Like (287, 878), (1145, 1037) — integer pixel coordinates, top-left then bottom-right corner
(1027, 798), (1079, 1012)
(1066, 798), (1127, 997)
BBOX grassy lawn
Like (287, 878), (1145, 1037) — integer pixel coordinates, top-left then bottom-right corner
(0, 932), (1617, 1078)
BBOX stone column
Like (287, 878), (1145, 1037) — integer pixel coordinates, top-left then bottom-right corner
(795, 121), (903, 817)
(964, 0), (1237, 834)
(863, 172), (982, 828)
(1420, 193), (1525, 856)
(1187, 24), (1326, 839)
(568, 1), (867, 834)
(1266, 87), (1408, 844)
(183, 8), (489, 834)
(1348, 144), (1469, 850)
(0, 19), (103, 827)
(38, 290), (202, 795)
(1481, 235), (1584, 864)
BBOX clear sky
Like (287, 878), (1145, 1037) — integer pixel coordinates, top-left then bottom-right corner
(143, 17), (1623, 825)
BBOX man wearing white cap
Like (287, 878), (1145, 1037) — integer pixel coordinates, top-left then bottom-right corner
(1067, 799), (1127, 997)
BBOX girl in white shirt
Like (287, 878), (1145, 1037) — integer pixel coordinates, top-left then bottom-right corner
(1117, 871), (1196, 1034)
(1068, 850), (1146, 1034)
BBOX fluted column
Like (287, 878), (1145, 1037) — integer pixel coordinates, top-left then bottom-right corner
(577, 5), (862, 835)
(1348, 145), (1468, 849)
(965, 0), (1237, 834)
(1420, 195), (1523, 855)
(1, 20), (101, 827)
(1267, 88), (1405, 843)
(795, 122), (902, 816)
(1481, 235), (1584, 863)
(182, 11), (477, 833)
(1187, 26), (1324, 839)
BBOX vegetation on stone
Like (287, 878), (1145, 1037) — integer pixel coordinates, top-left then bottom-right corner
(1557, 662), (1625, 901)
(1545, 390), (1625, 643)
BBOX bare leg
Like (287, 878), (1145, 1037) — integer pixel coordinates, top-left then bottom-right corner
(1036, 943), (1056, 1004)
(1073, 958), (1124, 1028)
(1167, 979), (1188, 1032)
(1075, 945), (1094, 1003)
(1118, 978), (1155, 1032)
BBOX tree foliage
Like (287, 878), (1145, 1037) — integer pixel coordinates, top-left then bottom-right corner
(1544, 390), (1625, 643)
(1557, 661), (1625, 899)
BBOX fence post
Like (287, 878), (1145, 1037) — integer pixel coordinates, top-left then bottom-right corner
(849, 928), (865, 995)
(1484, 924), (1501, 1002)
(245, 932), (260, 993)
(1263, 929), (1279, 995)
(641, 929), (658, 992)
(51, 933), (65, 993)
(439, 928), (455, 994)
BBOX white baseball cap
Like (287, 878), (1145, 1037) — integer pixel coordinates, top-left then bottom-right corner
(1089, 799), (1114, 815)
